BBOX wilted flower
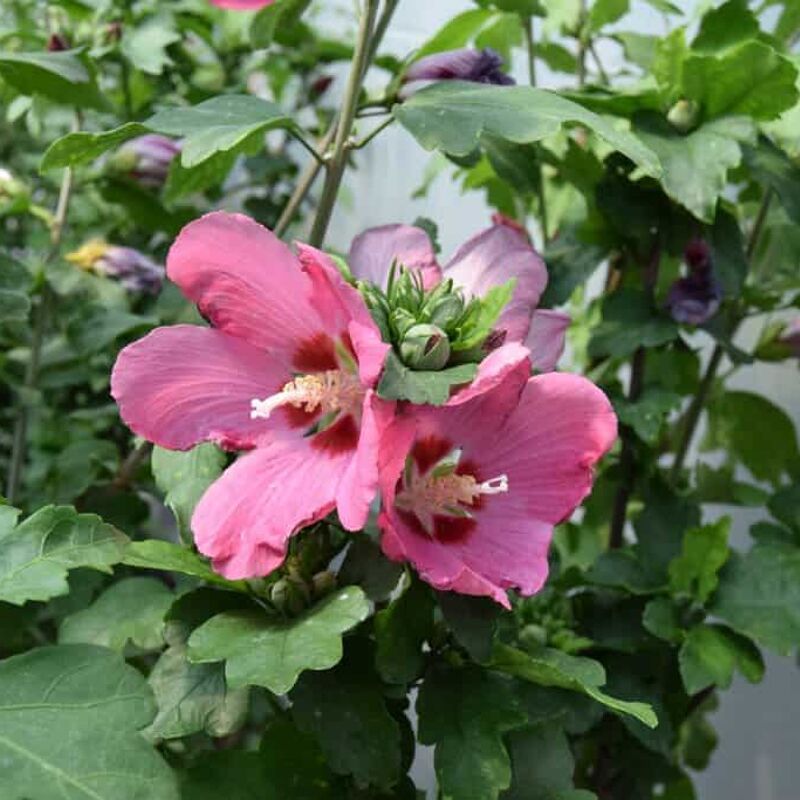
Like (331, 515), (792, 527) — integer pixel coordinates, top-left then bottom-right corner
(666, 238), (722, 325)
(349, 217), (570, 371)
(67, 239), (165, 294)
(378, 350), (616, 607)
(402, 48), (515, 97)
(111, 212), (392, 580)
(111, 135), (181, 190)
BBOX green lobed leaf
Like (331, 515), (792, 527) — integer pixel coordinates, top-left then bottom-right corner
(642, 596), (683, 643)
(417, 665), (527, 800)
(0, 644), (178, 800)
(0, 49), (107, 109)
(588, 288), (678, 359)
(743, 136), (800, 225)
(694, 463), (769, 507)
(338, 536), (403, 602)
(376, 350), (478, 404)
(394, 82), (662, 177)
(147, 95), (294, 168)
(187, 586), (371, 694)
(615, 387), (682, 445)
(438, 590), (501, 663)
(66, 305), (157, 354)
(151, 443), (225, 542)
(121, 15), (180, 76)
(250, 0), (313, 47)
(691, 0), (759, 54)
(587, 0), (629, 32)
(682, 41), (799, 121)
(413, 9), (494, 59)
(703, 391), (799, 485)
(163, 150), (238, 203)
(678, 623), (764, 694)
(768, 483), (800, 532)
(0, 504), (128, 606)
(145, 635), (249, 742)
(711, 543), (800, 655)
(123, 539), (244, 589)
(40, 123), (149, 171)
(634, 113), (753, 222)
(291, 642), (402, 790)
(668, 517), (731, 604)
(502, 720), (579, 800)
(708, 205), (749, 295)
(59, 576), (173, 652)
(490, 643), (658, 727)
(375, 579), (434, 684)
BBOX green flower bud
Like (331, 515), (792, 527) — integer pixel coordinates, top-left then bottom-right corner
(428, 292), (466, 330)
(400, 323), (451, 370)
(391, 307), (419, 339)
(666, 99), (699, 133)
(270, 577), (308, 616)
(519, 624), (548, 650)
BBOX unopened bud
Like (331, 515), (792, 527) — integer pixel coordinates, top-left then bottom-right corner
(756, 319), (800, 361)
(519, 624), (548, 650)
(666, 99), (699, 133)
(400, 323), (451, 370)
(270, 577), (308, 616)
(47, 33), (70, 52)
(427, 292), (465, 330)
(311, 570), (337, 597)
(109, 134), (181, 190)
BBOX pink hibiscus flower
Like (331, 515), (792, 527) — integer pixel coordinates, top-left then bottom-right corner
(349, 215), (570, 371)
(377, 350), (617, 607)
(210, 0), (273, 9)
(111, 212), (391, 579)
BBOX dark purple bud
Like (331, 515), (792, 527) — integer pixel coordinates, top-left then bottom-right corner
(106, 21), (123, 42)
(114, 135), (182, 189)
(97, 246), (165, 294)
(684, 237), (712, 273)
(310, 74), (334, 100)
(401, 48), (515, 97)
(47, 34), (70, 52)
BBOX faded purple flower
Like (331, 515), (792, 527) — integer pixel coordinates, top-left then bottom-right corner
(114, 135), (181, 189)
(401, 47), (515, 97)
(67, 240), (165, 294)
(666, 238), (722, 325)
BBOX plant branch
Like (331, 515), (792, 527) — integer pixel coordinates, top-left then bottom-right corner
(6, 115), (79, 504)
(608, 245), (660, 549)
(524, 15), (549, 244)
(351, 115), (394, 149)
(588, 40), (610, 84)
(288, 128), (326, 165)
(669, 189), (774, 482)
(308, 0), (379, 248)
(274, 121), (337, 239)
(113, 441), (153, 490)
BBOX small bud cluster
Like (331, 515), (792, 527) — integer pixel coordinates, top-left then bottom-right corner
(360, 263), (508, 371)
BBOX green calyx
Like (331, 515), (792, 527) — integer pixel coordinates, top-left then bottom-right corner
(358, 260), (516, 372)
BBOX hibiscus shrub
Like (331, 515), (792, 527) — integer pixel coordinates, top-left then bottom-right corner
(1, 1), (799, 799)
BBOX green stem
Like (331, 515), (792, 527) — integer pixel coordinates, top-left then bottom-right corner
(608, 245), (660, 548)
(308, 0), (379, 248)
(351, 115), (394, 149)
(524, 15), (549, 245)
(6, 122), (78, 504)
(669, 189), (775, 483)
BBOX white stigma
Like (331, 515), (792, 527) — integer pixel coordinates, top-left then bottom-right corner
(250, 370), (363, 421)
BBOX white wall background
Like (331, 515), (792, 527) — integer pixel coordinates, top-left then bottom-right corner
(307, 2), (800, 797)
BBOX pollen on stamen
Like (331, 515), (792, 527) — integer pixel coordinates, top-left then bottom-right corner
(250, 370), (364, 422)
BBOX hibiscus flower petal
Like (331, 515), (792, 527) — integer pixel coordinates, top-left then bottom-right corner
(192, 435), (348, 579)
(443, 222), (548, 343)
(447, 341), (530, 407)
(480, 372), (618, 524)
(111, 324), (288, 451)
(527, 309), (570, 372)
(295, 243), (390, 386)
(167, 212), (321, 361)
(336, 392), (395, 531)
(348, 224), (442, 290)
